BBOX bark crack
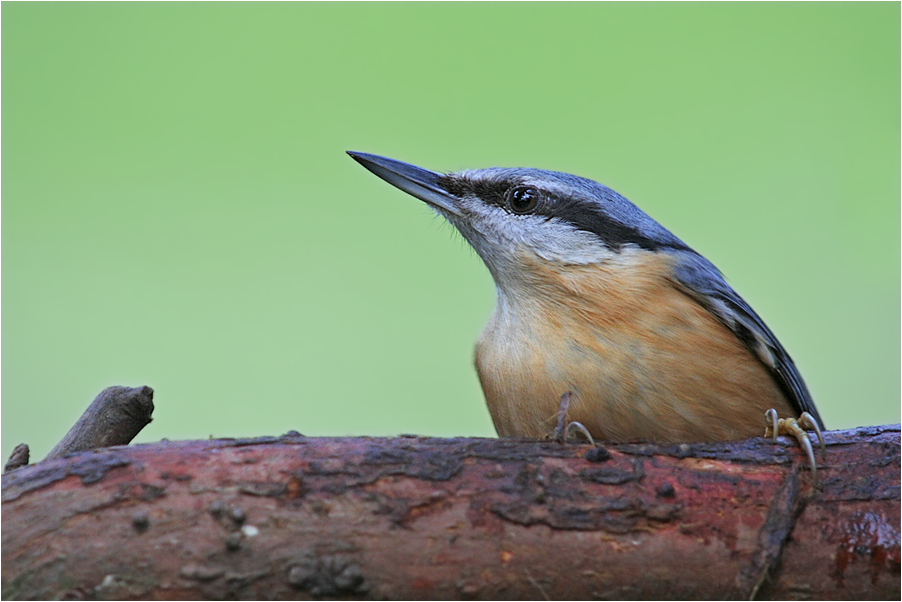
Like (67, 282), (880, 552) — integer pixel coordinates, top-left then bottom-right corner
(739, 465), (810, 600)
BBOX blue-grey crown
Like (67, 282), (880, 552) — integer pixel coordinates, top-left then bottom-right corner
(440, 167), (692, 253)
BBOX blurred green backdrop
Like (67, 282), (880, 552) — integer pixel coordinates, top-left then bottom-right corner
(2, 3), (899, 461)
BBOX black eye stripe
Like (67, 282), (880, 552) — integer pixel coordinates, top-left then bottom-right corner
(550, 194), (691, 252)
(439, 175), (547, 214)
(438, 170), (692, 253)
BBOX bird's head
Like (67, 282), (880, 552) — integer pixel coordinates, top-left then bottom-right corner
(348, 152), (692, 293)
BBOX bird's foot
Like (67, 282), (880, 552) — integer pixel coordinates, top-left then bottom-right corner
(764, 409), (826, 486)
(552, 391), (596, 445)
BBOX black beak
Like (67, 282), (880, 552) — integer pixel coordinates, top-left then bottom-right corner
(347, 151), (462, 216)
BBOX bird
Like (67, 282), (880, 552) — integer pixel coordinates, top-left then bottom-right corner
(348, 151), (825, 471)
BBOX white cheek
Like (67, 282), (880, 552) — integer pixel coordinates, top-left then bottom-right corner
(449, 201), (614, 267)
(526, 226), (614, 264)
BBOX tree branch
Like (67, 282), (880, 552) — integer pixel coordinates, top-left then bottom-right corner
(43, 385), (155, 461)
(3, 444), (30, 473)
(2, 425), (899, 600)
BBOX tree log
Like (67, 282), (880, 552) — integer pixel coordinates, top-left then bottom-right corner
(2, 425), (899, 600)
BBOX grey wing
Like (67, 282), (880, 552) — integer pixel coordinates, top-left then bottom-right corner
(670, 251), (824, 429)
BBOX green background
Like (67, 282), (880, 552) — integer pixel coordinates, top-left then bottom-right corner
(3, 3), (899, 462)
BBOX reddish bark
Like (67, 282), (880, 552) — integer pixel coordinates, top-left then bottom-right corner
(2, 425), (899, 600)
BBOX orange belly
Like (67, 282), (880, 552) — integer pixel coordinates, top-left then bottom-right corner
(475, 249), (794, 443)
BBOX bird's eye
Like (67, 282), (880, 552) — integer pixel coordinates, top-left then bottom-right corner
(506, 186), (540, 214)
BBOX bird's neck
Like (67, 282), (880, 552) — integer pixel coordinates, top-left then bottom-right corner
(489, 245), (677, 327)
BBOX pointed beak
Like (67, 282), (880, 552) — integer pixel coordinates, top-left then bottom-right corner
(347, 151), (463, 216)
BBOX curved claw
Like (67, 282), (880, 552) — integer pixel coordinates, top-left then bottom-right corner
(550, 391), (597, 446)
(565, 421), (596, 446)
(763, 410), (825, 487)
(765, 408), (780, 442)
(787, 420), (818, 484)
(799, 411), (827, 460)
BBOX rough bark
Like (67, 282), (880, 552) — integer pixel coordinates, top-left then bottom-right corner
(2, 425), (899, 600)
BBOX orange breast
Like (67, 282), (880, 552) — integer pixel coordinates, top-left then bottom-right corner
(475, 248), (794, 443)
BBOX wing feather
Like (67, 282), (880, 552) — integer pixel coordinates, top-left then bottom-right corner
(670, 251), (823, 428)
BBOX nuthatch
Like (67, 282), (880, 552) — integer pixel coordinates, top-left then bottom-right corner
(348, 152), (825, 471)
